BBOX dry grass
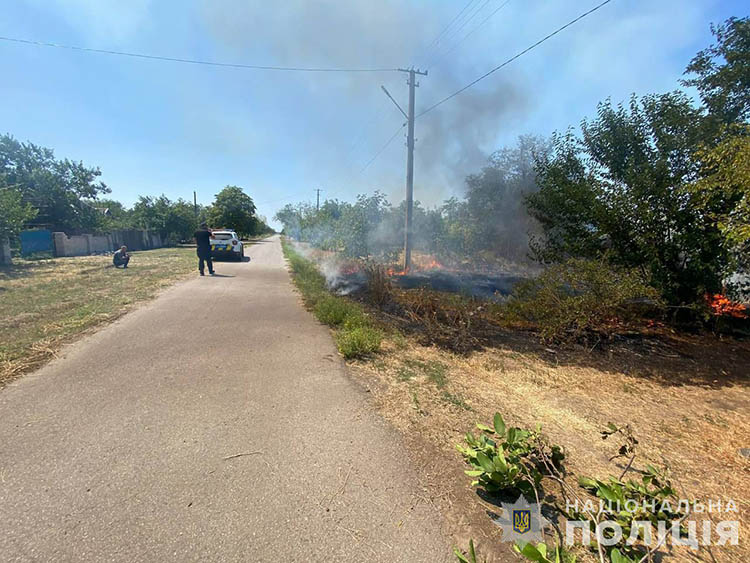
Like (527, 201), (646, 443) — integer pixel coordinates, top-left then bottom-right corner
(287, 245), (748, 561)
(0, 248), (196, 386)
(346, 327), (750, 563)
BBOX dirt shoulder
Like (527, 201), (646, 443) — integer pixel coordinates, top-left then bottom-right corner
(344, 328), (750, 562)
(281, 240), (750, 562)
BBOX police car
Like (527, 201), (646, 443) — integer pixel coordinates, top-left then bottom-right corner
(209, 229), (244, 261)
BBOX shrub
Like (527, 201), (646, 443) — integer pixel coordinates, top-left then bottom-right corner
(506, 258), (661, 342)
(315, 296), (360, 326)
(572, 466), (686, 563)
(336, 326), (383, 359)
(456, 413), (564, 499)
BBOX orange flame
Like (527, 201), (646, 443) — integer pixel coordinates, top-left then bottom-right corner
(387, 255), (443, 276)
(340, 263), (361, 275)
(705, 293), (749, 319)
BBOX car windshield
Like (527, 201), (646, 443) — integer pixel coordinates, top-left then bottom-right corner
(212, 233), (234, 240)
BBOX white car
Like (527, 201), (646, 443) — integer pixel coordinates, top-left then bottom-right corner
(210, 230), (244, 261)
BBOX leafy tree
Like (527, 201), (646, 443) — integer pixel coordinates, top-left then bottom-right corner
(131, 195), (198, 242)
(683, 17), (750, 125)
(528, 93), (723, 304)
(0, 186), (37, 241)
(90, 198), (133, 231)
(332, 192), (392, 258)
(207, 186), (257, 238)
(438, 197), (473, 257)
(692, 127), (750, 294)
(463, 135), (548, 261)
(0, 134), (108, 232)
(693, 128), (750, 248)
(274, 202), (306, 240)
(253, 214), (275, 236)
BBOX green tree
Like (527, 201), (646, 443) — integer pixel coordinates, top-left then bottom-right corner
(0, 186), (38, 240)
(336, 192), (392, 258)
(207, 186), (257, 238)
(463, 135), (549, 261)
(90, 198), (133, 231)
(528, 93), (722, 305)
(132, 195), (198, 243)
(692, 128), (750, 294)
(0, 134), (108, 232)
(274, 202), (305, 240)
(683, 17), (750, 125)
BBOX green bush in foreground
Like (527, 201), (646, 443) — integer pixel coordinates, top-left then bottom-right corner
(457, 413), (564, 499)
(335, 326), (383, 359)
(314, 295), (365, 327)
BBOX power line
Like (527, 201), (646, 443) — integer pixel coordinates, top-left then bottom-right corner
(360, 123), (406, 172)
(418, 0), (614, 118)
(427, 0), (492, 66)
(253, 121), (404, 209)
(347, 103), (389, 156)
(428, 0), (512, 71)
(419, 0), (477, 63)
(0, 35), (399, 73)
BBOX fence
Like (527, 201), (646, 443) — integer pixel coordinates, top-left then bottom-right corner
(49, 230), (163, 257)
(19, 230), (53, 256)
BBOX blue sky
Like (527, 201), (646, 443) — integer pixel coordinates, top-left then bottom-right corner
(1, 0), (745, 228)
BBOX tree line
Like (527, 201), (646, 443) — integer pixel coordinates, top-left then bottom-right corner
(274, 17), (749, 307)
(0, 135), (273, 247)
(275, 134), (544, 266)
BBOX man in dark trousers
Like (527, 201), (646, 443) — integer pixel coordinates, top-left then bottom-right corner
(112, 246), (130, 268)
(194, 222), (215, 276)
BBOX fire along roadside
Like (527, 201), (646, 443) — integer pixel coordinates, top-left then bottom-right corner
(560, 498), (740, 549)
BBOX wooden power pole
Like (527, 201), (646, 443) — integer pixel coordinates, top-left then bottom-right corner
(397, 67), (427, 272)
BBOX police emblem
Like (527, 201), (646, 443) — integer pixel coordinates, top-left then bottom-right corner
(512, 509), (531, 534)
(493, 497), (547, 543)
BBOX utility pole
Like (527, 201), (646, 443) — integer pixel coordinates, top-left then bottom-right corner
(315, 188), (323, 211)
(397, 67), (427, 272)
(193, 191), (198, 216)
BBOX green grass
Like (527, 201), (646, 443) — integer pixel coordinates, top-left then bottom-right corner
(441, 391), (472, 411)
(314, 295), (367, 328)
(424, 360), (448, 388)
(397, 365), (418, 381)
(281, 238), (382, 359)
(0, 248), (197, 386)
(335, 326), (383, 359)
(397, 358), (448, 387)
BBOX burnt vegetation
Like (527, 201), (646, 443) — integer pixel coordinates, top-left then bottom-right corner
(276, 18), (750, 350)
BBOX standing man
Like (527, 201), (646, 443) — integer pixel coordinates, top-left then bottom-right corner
(194, 222), (215, 276)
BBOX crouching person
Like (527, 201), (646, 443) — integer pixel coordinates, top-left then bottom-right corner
(113, 246), (130, 269)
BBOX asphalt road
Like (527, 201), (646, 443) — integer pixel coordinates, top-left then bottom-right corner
(0, 236), (450, 562)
